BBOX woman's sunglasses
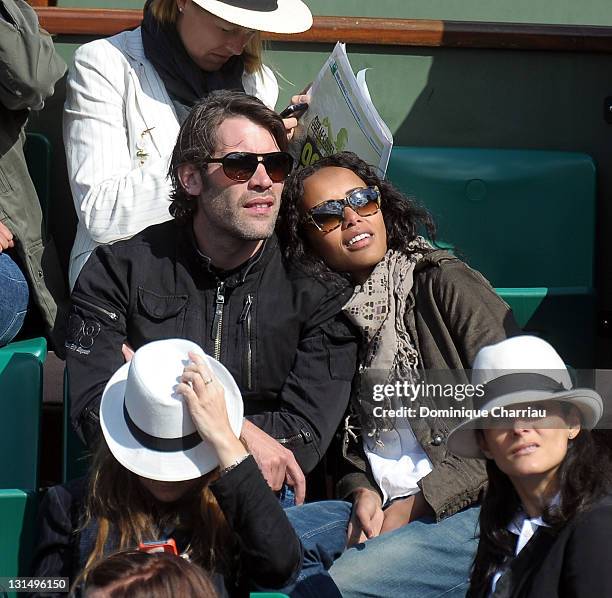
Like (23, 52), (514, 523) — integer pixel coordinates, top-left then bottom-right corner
(203, 151), (294, 183)
(303, 186), (381, 232)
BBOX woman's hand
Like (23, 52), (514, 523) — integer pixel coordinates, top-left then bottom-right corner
(347, 487), (384, 547)
(282, 93), (311, 141)
(177, 352), (247, 468)
(0, 221), (15, 252)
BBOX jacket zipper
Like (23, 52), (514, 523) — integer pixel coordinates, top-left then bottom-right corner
(211, 282), (225, 361)
(239, 294), (253, 390)
(277, 432), (303, 445)
(72, 296), (119, 321)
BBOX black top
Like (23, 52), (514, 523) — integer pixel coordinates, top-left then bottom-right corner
(469, 495), (612, 598)
(31, 457), (302, 597)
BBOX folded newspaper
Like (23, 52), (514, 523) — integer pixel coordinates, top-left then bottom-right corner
(289, 42), (393, 175)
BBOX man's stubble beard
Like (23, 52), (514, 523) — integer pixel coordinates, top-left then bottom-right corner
(196, 183), (281, 242)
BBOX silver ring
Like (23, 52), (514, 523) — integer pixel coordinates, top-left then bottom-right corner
(203, 377), (213, 385)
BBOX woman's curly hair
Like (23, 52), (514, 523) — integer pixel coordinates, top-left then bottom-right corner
(277, 151), (437, 279)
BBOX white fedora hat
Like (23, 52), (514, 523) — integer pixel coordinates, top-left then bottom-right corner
(100, 338), (243, 482)
(191, 0), (313, 34)
(446, 336), (603, 459)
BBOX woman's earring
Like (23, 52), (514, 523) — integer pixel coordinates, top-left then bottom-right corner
(178, 5), (183, 12)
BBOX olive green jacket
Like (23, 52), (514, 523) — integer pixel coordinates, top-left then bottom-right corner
(0, 0), (67, 350)
(337, 251), (521, 521)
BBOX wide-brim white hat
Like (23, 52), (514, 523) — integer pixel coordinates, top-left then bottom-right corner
(100, 338), (243, 481)
(446, 336), (604, 459)
(192, 0), (313, 34)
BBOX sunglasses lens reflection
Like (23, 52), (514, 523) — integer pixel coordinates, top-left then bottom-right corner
(222, 152), (293, 183)
(310, 187), (380, 232)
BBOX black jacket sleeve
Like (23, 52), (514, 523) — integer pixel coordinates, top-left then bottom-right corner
(30, 479), (86, 596)
(210, 456), (302, 590)
(0, 0), (66, 110)
(65, 246), (130, 445)
(247, 285), (358, 474)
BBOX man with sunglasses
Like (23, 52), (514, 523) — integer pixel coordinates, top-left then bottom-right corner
(66, 91), (358, 505)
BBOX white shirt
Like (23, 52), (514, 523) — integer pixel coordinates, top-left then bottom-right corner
(363, 401), (433, 505)
(489, 503), (556, 595)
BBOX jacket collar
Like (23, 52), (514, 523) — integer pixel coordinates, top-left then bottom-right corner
(179, 221), (278, 288)
(122, 27), (147, 63)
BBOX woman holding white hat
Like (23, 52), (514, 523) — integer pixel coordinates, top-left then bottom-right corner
(64, 0), (313, 288)
(447, 335), (612, 598)
(31, 338), (302, 596)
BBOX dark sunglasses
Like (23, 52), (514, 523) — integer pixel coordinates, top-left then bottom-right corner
(303, 186), (381, 232)
(203, 151), (294, 183)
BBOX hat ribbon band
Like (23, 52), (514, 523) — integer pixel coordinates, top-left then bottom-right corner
(124, 402), (202, 452)
(216, 0), (279, 12)
(482, 373), (566, 402)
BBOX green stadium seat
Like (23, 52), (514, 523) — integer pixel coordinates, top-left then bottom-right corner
(0, 336), (47, 364)
(387, 147), (596, 366)
(0, 489), (38, 591)
(63, 367), (90, 483)
(24, 132), (52, 229)
(0, 351), (43, 490)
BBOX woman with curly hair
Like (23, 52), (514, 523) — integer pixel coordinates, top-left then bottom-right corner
(277, 151), (520, 597)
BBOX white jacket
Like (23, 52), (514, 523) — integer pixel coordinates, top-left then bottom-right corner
(64, 27), (279, 289)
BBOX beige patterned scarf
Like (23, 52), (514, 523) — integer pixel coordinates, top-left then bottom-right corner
(343, 240), (432, 445)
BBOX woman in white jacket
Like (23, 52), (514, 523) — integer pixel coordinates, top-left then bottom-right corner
(64, 0), (312, 288)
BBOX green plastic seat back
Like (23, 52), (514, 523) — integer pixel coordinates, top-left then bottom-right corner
(387, 147), (597, 366)
(0, 352), (43, 490)
(0, 337), (47, 364)
(387, 147), (596, 288)
(0, 489), (38, 586)
(24, 132), (52, 228)
(63, 367), (90, 482)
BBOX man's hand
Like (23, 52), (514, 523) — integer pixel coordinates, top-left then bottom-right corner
(240, 419), (306, 505)
(347, 487), (384, 547)
(0, 221), (15, 252)
(380, 493), (432, 535)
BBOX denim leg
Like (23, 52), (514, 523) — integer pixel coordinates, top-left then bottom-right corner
(329, 505), (480, 598)
(279, 484), (297, 508)
(0, 253), (28, 346)
(282, 500), (351, 598)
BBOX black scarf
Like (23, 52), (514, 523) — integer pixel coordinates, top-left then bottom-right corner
(141, 0), (245, 123)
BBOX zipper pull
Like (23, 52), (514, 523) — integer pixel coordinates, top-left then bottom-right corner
(211, 282), (225, 340)
(239, 294), (253, 322)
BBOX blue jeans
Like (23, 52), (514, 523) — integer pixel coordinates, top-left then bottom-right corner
(283, 500), (351, 598)
(330, 505), (480, 598)
(0, 253), (28, 346)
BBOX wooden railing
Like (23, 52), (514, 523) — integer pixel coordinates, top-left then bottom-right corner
(35, 8), (612, 53)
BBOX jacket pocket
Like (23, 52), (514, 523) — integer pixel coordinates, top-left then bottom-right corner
(326, 331), (358, 381)
(0, 165), (13, 196)
(137, 287), (188, 319)
(136, 287), (188, 337)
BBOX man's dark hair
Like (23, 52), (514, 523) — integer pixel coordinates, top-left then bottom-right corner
(168, 90), (288, 222)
